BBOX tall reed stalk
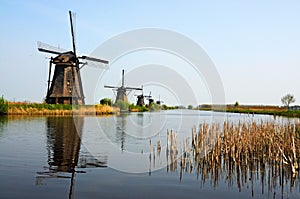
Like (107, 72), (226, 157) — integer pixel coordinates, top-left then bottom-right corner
(166, 120), (300, 196)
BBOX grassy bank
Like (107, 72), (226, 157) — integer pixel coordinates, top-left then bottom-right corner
(6, 101), (168, 116)
(8, 102), (116, 116)
(199, 105), (300, 117)
(226, 108), (300, 117)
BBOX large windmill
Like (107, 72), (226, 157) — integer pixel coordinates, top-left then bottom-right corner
(38, 11), (109, 105)
(104, 69), (142, 103)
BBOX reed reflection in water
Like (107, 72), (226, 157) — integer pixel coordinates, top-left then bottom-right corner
(163, 120), (300, 198)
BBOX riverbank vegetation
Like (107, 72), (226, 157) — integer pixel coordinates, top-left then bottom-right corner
(5, 100), (170, 116)
(0, 96), (8, 115)
(7, 102), (115, 116)
(198, 104), (300, 117)
(114, 99), (175, 112)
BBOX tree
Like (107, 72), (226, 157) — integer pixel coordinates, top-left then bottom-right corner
(100, 98), (112, 106)
(187, 105), (193, 109)
(281, 94), (295, 108)
(234, 101), (239, 107)
(115, 99), (129, 111)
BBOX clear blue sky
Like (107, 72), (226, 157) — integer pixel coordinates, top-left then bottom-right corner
(0, 0), (299, 105)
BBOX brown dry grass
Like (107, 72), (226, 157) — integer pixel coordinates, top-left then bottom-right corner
(165, 120), (300, 193)
(8, 103), (116, 116)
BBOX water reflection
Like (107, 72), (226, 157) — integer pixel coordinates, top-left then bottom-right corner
(46, 117), (83, 172)
(0, 116), (8, 137)
(36, 117), (107, 198)
(164, 120), (300, 198)
(115, 114), (127, 151)
(32, 112), (300, 198)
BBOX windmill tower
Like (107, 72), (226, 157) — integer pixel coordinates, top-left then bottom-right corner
(38, 11), (108, 105)
(136, 88), (152, 106)
(104, 69), (142, 103)
(136, 94), (145, 106)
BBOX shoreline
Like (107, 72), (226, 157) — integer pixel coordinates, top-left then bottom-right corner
(2, 102), (300, 118)
(5, 103), (117, 116)
(198, 105), (300, 118)
(2, 102), (169, 116)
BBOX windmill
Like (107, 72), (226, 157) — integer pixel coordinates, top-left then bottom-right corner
(38, 11), (109, 105)
(156, 95), (164, 105)
(136, 89), (153, 106)
(135, 85), (145, 106)
(146, 92), (154, 106)
(104, 69), (142, 103)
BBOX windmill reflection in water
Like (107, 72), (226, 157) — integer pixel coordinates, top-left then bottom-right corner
(36, 117), (107, 198)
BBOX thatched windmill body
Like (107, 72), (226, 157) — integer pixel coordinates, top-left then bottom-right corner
(104, 69), (142, 103)
(38, 11), (108, 105)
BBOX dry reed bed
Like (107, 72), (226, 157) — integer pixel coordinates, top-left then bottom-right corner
(8, 105), (115, 116)
(166, 120), (300, 193)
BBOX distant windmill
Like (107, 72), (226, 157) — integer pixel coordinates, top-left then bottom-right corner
(147, 95), (154, 106)
(37, 11), (109, 105)
(104, 69), (142, 103)
(136, 89), (153, 106)
(156, 95), (164, 105)
(136, 94), (145, 106)
(135, 85), (145, 106)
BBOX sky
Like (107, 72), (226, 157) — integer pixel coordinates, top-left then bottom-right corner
(0, 0), (299, 106)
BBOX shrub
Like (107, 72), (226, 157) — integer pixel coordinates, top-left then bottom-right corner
(0, 96), (8, 115)
(100, 98), (113, 106)
(130, 104), (148, 112)
(115, 100), (129, 111)
(149, 103), (161, 111)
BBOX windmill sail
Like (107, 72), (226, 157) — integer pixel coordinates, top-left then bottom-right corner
(37, 41), (67, 55)
(37, 11), (109, 105)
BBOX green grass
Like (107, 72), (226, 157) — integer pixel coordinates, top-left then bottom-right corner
(225, 109), (300, 117)
(149, 103), (162, 111)
(204, 107), (300, 118)
(9, 103), (74, 110)
(0, 96), (8, 115)
(129, 104), (149, 112)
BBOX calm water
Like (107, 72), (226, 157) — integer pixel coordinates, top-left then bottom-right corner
(0, 110), (299, 199)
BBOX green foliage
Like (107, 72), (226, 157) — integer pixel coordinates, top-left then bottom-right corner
(115, 100), (129, 111)
(0, 96), (8, 115)
(149, 103), (161, 111)
(161, 104), (177, 110)
(9, 103), (73, 110)
(188, 105), (193, 109)
(216, 108), (300, 118)
(100, 98), (112, 106)
(234, 101), (239, 107)
(129, 104), (149, 112)
(161, 104), (168, 110)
